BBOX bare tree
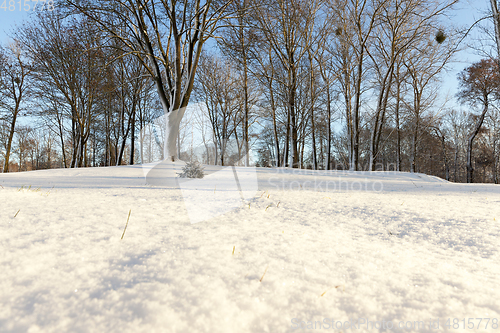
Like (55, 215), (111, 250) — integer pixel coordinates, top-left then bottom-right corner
(196, 54), (242, 166)
(329, 0), (389, 170)
(64, 0), (234, 163)
(218, 0), (258, 166)
(18, 14), (107, 168)
(252, 41), (282, 167)
(253, 0), (310, 167)
(315, 46), (339, 170)
(0, 43), (32, 173)
(302, 0), (330, 170)
(366, 0), (458, 171)
(403, 26), (457, 173)
(457, 58), (500, 183)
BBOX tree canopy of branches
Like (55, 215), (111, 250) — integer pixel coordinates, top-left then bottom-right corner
(62, 0), (235, 161)
(1, 0), (499, 185)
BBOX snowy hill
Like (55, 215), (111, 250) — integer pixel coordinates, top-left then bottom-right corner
(1, 165), (499, 332)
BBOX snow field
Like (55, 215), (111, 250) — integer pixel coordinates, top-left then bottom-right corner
(0, 165), (499, 332)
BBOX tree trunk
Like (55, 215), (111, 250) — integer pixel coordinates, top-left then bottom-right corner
(467, 97), (489, 183)
(164, 107), (186, 162)
(308, 51), (318, 170)
(369, 67), (393, 171)
(326, 84), (332, 170)
(243, 51), (250, 167)
(395, 72), (401, 172)
(284, 104), (290, 167)
(410, 90), (422, 174)
(490, 0), (500, 65)
(3, 104), (19, 173)
(269, 82), (280, 167)
(129, 107), (136, 165)
(493, 134), (499, 184)
(352, 53), (364, 171)
(438, 131), (450, 181)
(289, 65), (299, 168)
(410, 117), (419, 173)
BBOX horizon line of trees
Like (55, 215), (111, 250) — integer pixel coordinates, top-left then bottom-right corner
(0, 0), (499, 184)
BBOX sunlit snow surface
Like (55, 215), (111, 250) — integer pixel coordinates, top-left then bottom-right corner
(1, 164), (499, 332)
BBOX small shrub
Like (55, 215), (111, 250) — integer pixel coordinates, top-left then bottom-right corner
(177, 161), (205, 179)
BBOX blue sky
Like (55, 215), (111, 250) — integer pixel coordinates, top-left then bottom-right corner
(0, 5), (29, 43)
(0, 0), (493, 109)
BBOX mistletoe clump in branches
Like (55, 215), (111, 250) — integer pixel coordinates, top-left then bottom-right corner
(435, 29), (446, 44)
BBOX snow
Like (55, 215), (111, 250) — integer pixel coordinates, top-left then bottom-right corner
(1, 164), (500, 332)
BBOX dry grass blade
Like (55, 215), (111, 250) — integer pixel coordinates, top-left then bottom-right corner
(321, 285), (344, 297)
(121, 209), (132, 240)
(232, 246), (235, 255)
(14, 209), (20, 218)
(260, 265), (269, 282)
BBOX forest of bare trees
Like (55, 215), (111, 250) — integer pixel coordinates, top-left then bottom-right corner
(0, 0), (499, 184)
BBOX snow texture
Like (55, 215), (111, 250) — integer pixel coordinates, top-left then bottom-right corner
(0, 164), (499, 332)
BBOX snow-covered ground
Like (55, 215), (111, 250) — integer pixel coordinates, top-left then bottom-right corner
(1, 164), (499, 332)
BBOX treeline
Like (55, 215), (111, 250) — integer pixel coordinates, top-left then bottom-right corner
(0, 0), (499, 184)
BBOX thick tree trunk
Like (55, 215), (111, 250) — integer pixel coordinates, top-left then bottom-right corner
(117, 114), (132, 166)
(78, 133), (85, 167)
(164, 107), (186, 162)
(117, 130), (129, 166)
(466, 138), (473, 183)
